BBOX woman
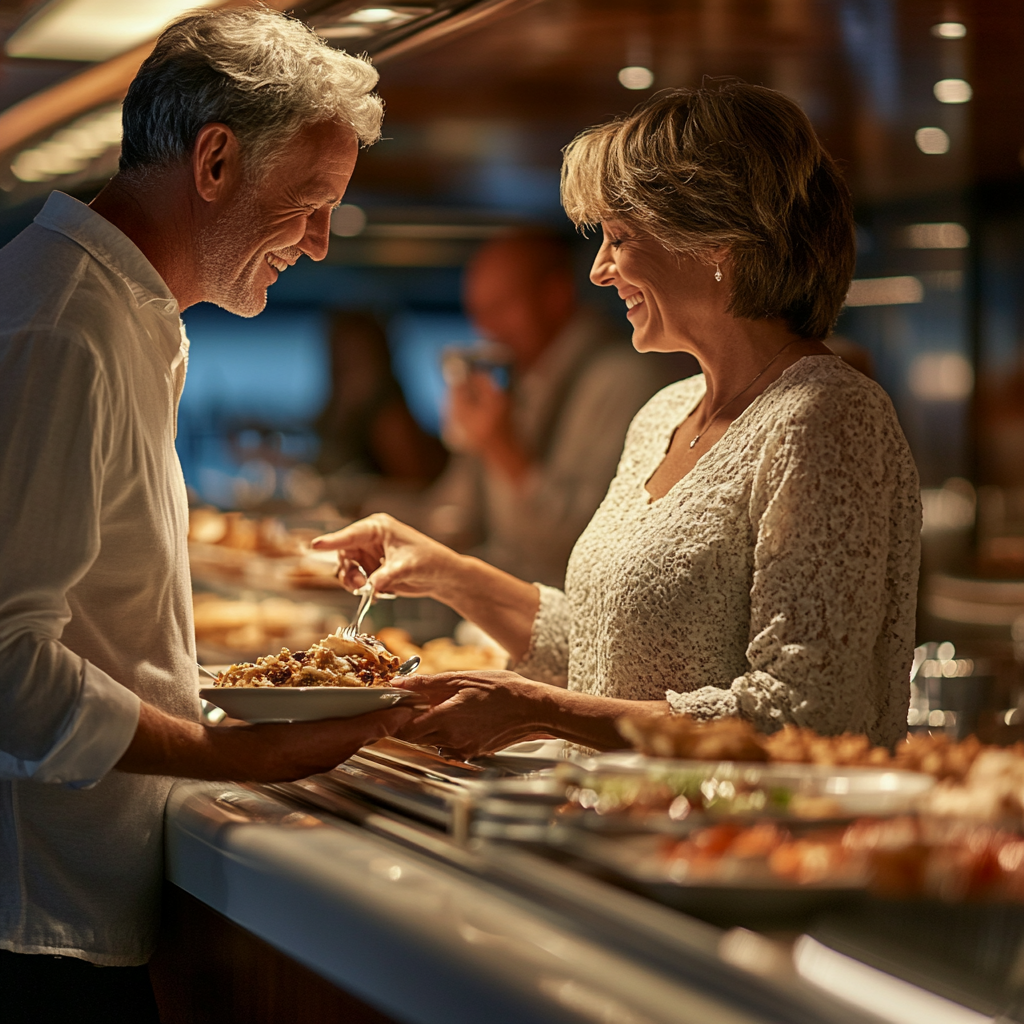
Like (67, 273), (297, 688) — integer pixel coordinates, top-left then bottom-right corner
(313, 83), (921, 758)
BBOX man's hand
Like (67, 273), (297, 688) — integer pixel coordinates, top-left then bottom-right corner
(445, 372), (531, 485)
(115, 701), (417, 782)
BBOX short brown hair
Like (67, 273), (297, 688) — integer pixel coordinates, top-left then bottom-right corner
(561, 82), (855, 340)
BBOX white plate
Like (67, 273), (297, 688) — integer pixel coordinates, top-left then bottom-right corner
(199, 685), (415, 723)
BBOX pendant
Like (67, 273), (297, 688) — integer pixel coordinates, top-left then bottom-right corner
(689, 437), (698, 448)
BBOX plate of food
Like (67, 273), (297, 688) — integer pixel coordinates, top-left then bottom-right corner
(200, 631), (418, 723)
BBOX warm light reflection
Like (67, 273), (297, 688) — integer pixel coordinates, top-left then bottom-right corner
(900, 223), (969, 249)
(915, 127), (951, 155)
(617, 66), (654, 90)
(931, 22), (967, 39)
(330, 204), (367, 237)
(11, 105), (122, 182)
(908, 352), (974, 402)
(845, 276), (923, 306)
(794, 935), (989, 1024)
(5, 0), (220, 61)
(934, 78), (972, 104)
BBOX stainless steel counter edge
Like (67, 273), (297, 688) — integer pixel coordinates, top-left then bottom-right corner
(165, 779), (771, 1024)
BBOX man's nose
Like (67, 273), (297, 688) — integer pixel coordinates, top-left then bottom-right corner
(301, 207), (332, 262)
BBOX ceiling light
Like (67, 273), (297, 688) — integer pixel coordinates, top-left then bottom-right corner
(618, 66), (654, 90)
(931, 22), (967, 39)
(330, 204), (367, 237)
(933, 78), (972, 104)
(11, 104), (122, 182)
(349, 7), (407, 22)
(314, 6), (429, 41)
(6, 0), (221, 62)
(845, 276), (924, 307)
(915, 127), (950, 155)
(901, 223), (969, 249)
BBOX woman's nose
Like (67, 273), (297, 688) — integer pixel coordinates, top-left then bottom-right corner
(590, 247), (616, 287)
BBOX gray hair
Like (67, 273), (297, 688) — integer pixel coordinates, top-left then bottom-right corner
(120, 7), (382, 177)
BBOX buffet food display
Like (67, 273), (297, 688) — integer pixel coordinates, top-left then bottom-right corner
(375, 626), (507, 674)
(188, 507), (341, 588)
(193, 592), (340, 662)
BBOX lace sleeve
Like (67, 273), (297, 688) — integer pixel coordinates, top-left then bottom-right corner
(511, 583), (571, 687)
(667, 384), (920, 745)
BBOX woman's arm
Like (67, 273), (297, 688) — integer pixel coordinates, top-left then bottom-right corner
(312, 513), (539, 661)
(393, 670), (669, 759)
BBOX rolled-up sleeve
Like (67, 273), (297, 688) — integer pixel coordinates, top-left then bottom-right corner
(0, 331), (141, 788)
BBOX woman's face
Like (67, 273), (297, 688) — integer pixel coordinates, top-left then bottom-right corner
(590, 219), (726, 355)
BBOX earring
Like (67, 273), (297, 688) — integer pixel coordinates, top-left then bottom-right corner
(714, 263), (723, 282)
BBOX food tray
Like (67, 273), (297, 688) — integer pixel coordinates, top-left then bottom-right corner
(557, 755), (935, 832)
(551, 829), (869, 919)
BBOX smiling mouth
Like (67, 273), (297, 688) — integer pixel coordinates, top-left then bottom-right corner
(266, 253), (289, 273)
(625, 293), (644, 310)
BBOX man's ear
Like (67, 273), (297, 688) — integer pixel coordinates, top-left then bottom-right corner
(192, 123), (242, 203)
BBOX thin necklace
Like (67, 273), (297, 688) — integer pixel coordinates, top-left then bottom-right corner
(689, 338), (801, 449)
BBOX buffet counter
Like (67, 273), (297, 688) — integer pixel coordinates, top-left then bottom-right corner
(163, 748), (999, 1024)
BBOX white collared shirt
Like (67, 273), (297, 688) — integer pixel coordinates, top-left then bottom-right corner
(0, 191), (200, 965)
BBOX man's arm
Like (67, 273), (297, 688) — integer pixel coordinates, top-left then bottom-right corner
(116, 701), (415, 782)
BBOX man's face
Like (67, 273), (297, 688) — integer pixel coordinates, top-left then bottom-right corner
(197, 120), (358, 317)
(462, 240), (576, 371)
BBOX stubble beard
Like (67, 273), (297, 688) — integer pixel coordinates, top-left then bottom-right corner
(194, 187), (269, 319)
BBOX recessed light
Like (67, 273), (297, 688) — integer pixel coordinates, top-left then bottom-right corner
(931, 22), (967, 39)
(618, 66), (654, 90)
(933, 78), (972, 104)
(349, 7), (405, 22)
(915, 127), (950, 155)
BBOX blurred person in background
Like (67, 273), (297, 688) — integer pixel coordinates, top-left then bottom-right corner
(409, 231), (672, 587)
(316, 310), (448, 502)
(0, 11), (414, 1022)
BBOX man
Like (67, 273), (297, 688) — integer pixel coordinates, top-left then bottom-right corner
(0, 10), (411, 1020)
(420, 232), (674, 587)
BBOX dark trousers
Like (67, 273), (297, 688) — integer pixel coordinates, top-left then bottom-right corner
(0, 949), (161, 1023)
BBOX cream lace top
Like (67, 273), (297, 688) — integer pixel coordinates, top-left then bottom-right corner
(515, 356), (921, 747)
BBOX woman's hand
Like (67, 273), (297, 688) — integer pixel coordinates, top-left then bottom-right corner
(395, 672), (672, 757)
(394, 670), (555, 761)
(312, 514), (541, 662)
(312, 512), (464, 598)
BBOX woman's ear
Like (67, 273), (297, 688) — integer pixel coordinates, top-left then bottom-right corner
(192, 123), (242, 203)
